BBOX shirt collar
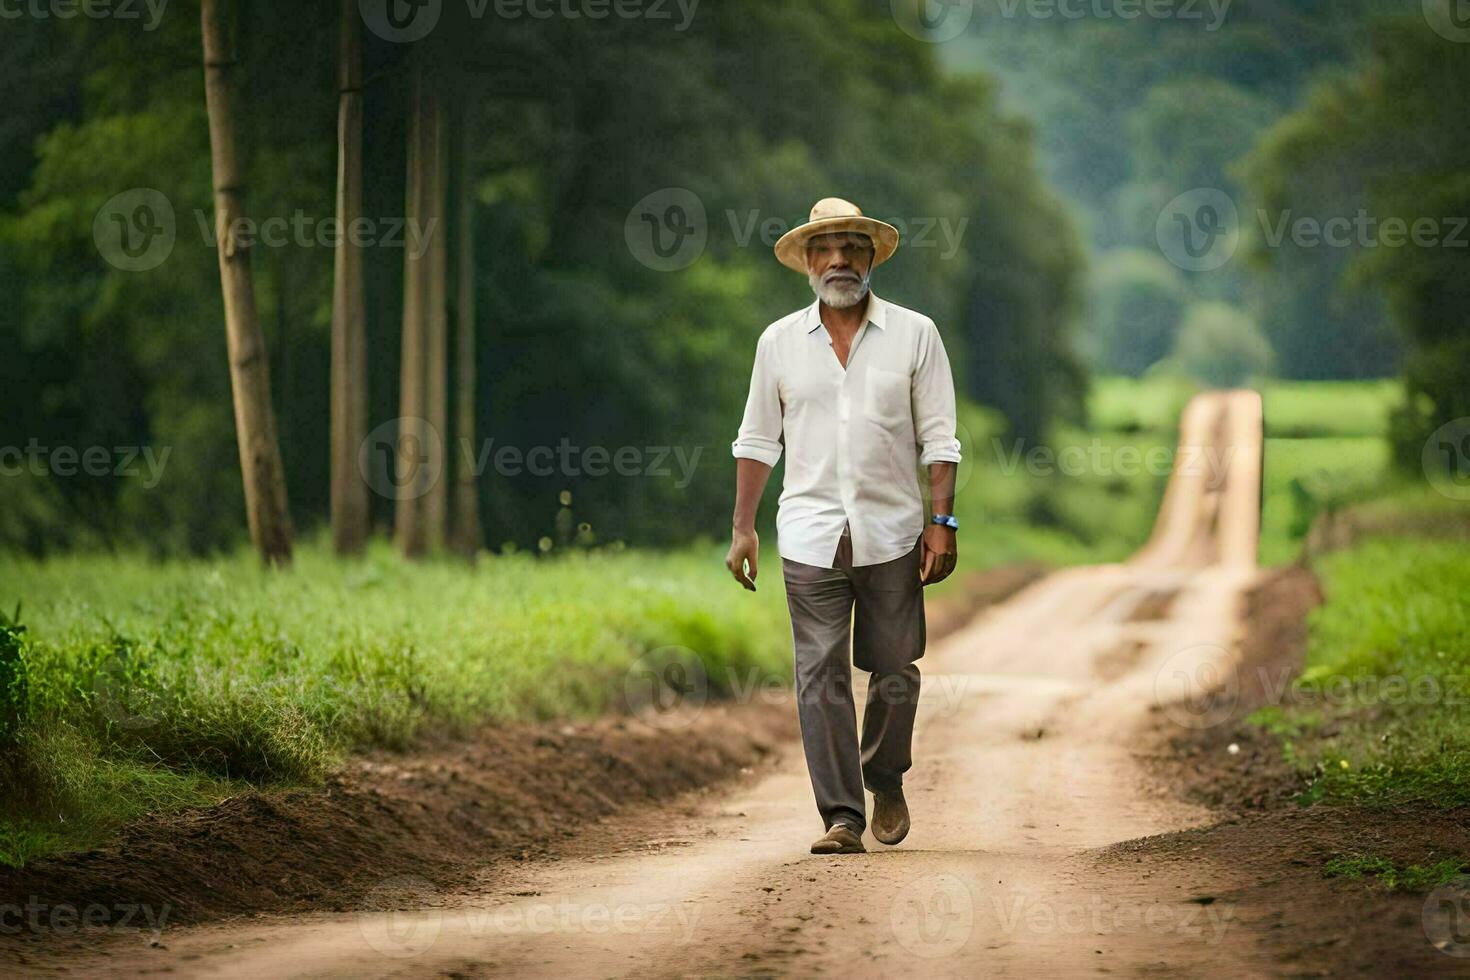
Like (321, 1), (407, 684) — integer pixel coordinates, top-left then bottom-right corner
(804, 292), (887, 335)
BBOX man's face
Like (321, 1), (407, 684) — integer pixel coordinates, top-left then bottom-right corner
(805, 232), (874, 309)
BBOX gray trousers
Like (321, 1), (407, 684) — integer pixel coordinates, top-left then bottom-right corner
(781, 530), (925, 834)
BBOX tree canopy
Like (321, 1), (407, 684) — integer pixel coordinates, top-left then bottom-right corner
(0, 0), (1086, 556)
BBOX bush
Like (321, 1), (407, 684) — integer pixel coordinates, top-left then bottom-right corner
(0, 605), (26, 749)
(1168, 302), (1274, 388)
(1088, 249), (1190, 377)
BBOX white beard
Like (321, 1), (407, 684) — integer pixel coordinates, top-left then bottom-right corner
(809, 271), (869, 309)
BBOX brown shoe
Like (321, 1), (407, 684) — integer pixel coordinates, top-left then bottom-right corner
(810, 825), (866, 854)
(871, 789), (910, 845)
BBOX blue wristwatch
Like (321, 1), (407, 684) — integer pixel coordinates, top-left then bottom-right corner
(931, 514), (959, 531)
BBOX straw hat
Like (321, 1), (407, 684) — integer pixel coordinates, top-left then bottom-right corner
(774, 197), (900, 273)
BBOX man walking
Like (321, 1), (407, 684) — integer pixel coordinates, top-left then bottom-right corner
(726, 198), (962, 855)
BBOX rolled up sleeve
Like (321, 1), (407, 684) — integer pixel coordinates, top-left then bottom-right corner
(731, 331), (784, 467)
(913, 320), (962, 467)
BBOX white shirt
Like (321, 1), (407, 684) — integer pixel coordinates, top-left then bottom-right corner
(731, 293), (962, 568)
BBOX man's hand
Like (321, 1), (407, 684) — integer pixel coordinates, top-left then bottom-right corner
(726, 529), (760, 592)
(920, 524), (957, 586)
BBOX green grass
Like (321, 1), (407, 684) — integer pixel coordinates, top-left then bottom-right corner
(0, 541), (794, 864)
(1259, 436), (1391, 566)
(1252, 535), (1470, 807)
(1262, 380), (1399, 439)
(1323, 854), (1466, 892)
(944, 400), (1172, 574)
(1089, 375), (1199, 434)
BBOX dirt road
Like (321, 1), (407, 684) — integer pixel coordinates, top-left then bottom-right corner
(69, 390), (1267, 978)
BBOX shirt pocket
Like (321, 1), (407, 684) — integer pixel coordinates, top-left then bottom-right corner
(863, 367), (911, 427)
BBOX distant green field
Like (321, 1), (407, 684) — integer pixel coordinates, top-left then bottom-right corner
(1089, 375), (1198, 434)
(1261, 380), (1399, 439)
(1089, 376), (1401, 566)
(1260, 437), (1390, 566)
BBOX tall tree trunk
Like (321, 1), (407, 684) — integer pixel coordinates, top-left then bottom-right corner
(395, 62), (431, 558)
(330, 0), (370, 556)
(423, 92), (449, 551)
(201, 0), (293, 567)
(450, 105), (483, 560)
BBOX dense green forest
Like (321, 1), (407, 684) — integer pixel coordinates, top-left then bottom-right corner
(1, 0), (1467, 559)
(946, 0), (1466, 397)
(0, 0), (1084, 557)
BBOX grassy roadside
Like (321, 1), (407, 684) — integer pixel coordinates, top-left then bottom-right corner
(0, 544), (794, 866)
(1249, 530), (1470, 808)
